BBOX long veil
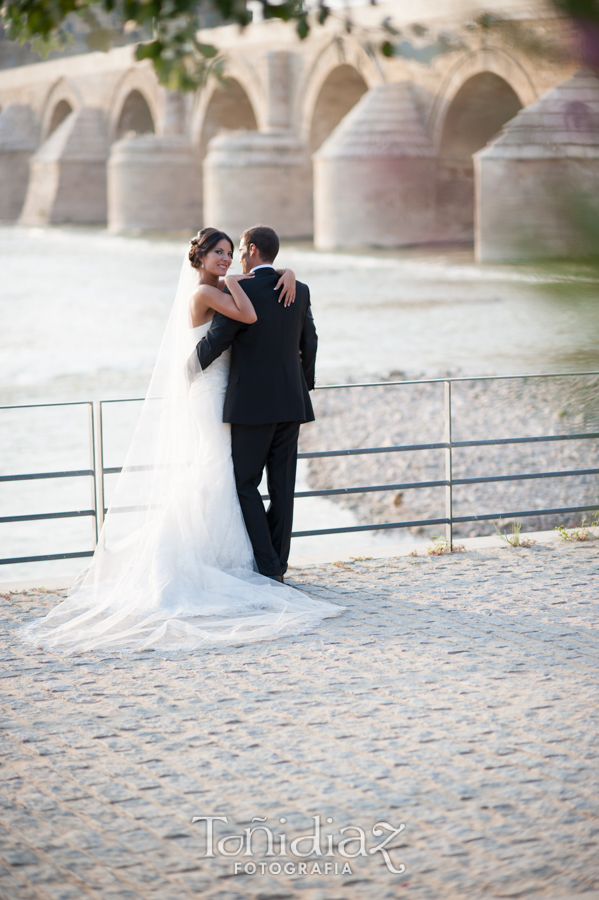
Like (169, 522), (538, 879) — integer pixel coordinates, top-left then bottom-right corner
(21, 252), (343, 653)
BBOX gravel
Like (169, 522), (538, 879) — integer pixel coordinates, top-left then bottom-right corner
(299, 373), (599, 538)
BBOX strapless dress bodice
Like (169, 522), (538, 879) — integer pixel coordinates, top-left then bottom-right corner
(189, 321), (230, 392)
(190, 322), (211, 341)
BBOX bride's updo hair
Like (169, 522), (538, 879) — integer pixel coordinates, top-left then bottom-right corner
(189, 227), (234, 269)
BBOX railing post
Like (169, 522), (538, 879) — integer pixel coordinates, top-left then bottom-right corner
(93, 400), (105, 540)
(444, 381), (453, 549)
(87, 402), (97, 548)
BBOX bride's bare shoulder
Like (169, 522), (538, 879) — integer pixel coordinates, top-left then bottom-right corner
(193, 282), (223, 300)
(191, 283), (218, 308)
(190, 282), (224, 326)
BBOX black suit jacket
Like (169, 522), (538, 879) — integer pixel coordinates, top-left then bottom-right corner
(196, 267), (317, 425)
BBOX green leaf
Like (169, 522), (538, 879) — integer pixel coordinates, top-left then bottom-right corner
(136, 39), (162, 60)
(196, 41), (218, 57)
(317, 2), (329, 24)
(296, 14), (308, 39)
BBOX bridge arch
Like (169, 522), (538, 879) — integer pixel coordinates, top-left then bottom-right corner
(115, 90), (155, 139)
(299, 39), (383, 145)
(432, 51), (531, 242)
(109, 69), (160, 141)
(308, 63), (368, 153)
(430, 47), (536, 150)
(192, 75), (259, 164)
(440, 72), (522, 159)
(48, 100), (73, 135)
(41, 80), (81, 139)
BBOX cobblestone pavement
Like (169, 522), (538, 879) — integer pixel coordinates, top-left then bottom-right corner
(0, 541), (598, 900)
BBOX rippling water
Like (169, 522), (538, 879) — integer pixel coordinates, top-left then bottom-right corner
(2, 225), (598, 580)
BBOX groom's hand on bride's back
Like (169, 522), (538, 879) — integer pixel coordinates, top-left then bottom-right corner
(186, 350), (201, 387)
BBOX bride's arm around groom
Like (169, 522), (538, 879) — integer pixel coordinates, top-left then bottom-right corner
(196, 285), (317, 396)
(194, 244), (317, 425)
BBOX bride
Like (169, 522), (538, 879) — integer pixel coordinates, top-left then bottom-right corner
(21, 228), (344, 653)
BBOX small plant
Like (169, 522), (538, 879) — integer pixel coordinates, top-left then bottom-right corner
(427, 536), (465, 556)
(554, 523), (586, 541)
(332, 561), (353, 571)
(554, 513), (599, 542)
(350, 556), (373, 562)
(494, 519), (536, 548)
(408, 550), (419, 558)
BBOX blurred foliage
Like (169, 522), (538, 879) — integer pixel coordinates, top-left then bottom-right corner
(554, 0), (599, 20)
(0, 0), (315, 89)
(468, 12), (569, 64)
(379, 20), (468, 64)
(1, 0), (598, 90)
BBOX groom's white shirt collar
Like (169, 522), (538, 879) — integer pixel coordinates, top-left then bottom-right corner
(250, 264), (275, 272)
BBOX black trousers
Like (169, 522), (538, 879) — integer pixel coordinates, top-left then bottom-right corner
(231, 421), (301, 577)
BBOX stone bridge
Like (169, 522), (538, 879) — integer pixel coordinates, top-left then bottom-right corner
(0, 0), (597, 259)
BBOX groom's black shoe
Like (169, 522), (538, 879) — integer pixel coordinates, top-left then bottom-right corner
(270, 575), (284, 584)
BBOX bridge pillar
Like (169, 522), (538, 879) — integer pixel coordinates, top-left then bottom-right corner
(108, 90), (201, 232)
(203, 130), (312, 239)
(313, 83), (437, 249)
(475, 69), (599, 261)
(203, 52), (312, 239)
(19, 108), (109, 225)
(108, 134), (201, 232)
(0, 105), (38, 221)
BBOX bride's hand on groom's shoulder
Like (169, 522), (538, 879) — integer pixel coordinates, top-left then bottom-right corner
(276, 269), (296, 307)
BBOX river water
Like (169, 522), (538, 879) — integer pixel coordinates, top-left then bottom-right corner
(2, 225), (598, 581)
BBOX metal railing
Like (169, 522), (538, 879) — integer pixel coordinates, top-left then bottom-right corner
(1, 371), (598, 567)
(0, 400), (98, 566)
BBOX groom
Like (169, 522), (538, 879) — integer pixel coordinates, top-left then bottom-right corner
(193, 224), (317, 582)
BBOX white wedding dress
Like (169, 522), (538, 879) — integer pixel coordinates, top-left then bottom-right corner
(21, 264), (343, 654)
(186, 321), (255, 572)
